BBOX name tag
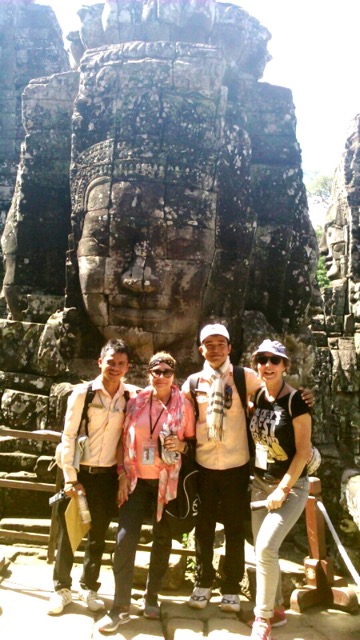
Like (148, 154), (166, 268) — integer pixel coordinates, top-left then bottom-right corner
(255, 443), (268, 470)
(141, 439), (157, 465)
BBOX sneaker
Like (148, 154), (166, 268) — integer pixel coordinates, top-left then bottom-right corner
(78, 587), (105, 612)
(98, 609), (130, 634)
(220, 594), (240, 612)
(143, 602), (161, 619)
(47, 588), (72, 615)
(250, 617), (271, 640)
(247, 607), (286, 629)
(188, 586), (212, 609)
(270, 606), (287, 627)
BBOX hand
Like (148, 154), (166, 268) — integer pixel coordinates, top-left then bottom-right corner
(266, 487), (288, 510)
(64, 482), (85, 497)
(299, 386), (315, 408)
(164, 435), (184, 453)
(117, 474), (129, 507)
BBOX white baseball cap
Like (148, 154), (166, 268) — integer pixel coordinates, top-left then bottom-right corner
(199, 323), (230, 344)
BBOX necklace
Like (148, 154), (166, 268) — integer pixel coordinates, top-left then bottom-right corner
(266, 379), (285, 406)
(149, 390), (172, 438)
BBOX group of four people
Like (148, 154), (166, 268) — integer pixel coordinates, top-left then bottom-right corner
(48, 323), (313, 640)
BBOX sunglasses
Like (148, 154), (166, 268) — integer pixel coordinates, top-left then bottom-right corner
(149, 368), (174, 378)
(256, 355), (283, 366)
(224, 384), (232, 409)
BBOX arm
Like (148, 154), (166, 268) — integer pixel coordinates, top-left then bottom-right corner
(61, 385), (88, 496)
(164, 397), (196, 454)
(117, 432), (130, 506)
(266, 412), (312, 510)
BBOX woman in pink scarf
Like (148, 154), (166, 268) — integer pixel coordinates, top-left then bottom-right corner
(99, 352), (195, 634)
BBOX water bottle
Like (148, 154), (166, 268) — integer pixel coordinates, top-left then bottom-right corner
(77, 493), (91, 524)
(159, 427), (180, 465)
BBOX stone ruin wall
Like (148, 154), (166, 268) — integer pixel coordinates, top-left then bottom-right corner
(0, 1), (358, 563)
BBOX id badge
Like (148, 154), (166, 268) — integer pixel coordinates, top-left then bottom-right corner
(255, 443), (268, 470)
(142, 439), (157, 465)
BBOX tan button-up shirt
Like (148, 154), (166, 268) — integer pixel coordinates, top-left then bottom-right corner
(182, 366), (261, 470)
(61, 375), (134, 483)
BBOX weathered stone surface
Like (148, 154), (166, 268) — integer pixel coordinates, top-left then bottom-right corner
(0, 389), (48, 430)
(0, 1), (69, 291)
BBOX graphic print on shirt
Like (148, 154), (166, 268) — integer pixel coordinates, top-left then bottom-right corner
(250, 407), (288, 464)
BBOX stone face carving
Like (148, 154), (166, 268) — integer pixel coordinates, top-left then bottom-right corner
(66, 42), (256, 366)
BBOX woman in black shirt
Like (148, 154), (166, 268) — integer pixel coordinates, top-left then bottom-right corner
(248, 339), (312, 640)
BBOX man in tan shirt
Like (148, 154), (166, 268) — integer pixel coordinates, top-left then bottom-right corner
(48, 339), (136, 616)
(182, 323), (262, 613)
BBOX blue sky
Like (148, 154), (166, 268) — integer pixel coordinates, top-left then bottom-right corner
(39, 0), (360, 182)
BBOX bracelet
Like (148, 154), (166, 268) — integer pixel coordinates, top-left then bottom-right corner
(182, 442), (189, 455)
(118, 472), (126, 480)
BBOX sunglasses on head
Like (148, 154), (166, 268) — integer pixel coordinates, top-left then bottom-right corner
(256, 355), (283, 366)
(149, 368), (174, 378)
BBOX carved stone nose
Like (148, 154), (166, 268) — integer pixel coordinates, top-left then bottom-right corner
(121, 257), (158, 293)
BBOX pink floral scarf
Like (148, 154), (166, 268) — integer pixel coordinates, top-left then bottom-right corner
(123, 385), (186, 521)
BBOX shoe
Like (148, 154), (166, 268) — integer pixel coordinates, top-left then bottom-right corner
(188, 586), (212, 609)
(250, 617), (271, 640)
(220, 594), (240, 612)
(270, 606), (287, 627)
(247, 607), (286, 628)
(143, 602), (161, 619)
(78, 587), (105, 612)
(98, 609), (130, 634)
(47, 588), (72, 615)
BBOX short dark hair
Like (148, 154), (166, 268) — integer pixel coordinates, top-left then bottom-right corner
(100, 339), (130, 360)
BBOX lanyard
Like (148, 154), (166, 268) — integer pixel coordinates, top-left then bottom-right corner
(149, 390), (171, 438)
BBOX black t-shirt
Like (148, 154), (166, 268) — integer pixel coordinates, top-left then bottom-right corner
(250, 389), (311, 479)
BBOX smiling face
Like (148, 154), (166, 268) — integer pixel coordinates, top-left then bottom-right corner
(98, 348), (129, 387)
(199, 334), (231, 369)
(148, 365), (175, 396)
(256, 352), (287, 385)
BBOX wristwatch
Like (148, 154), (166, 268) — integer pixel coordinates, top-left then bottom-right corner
(280, 486), (291, 495)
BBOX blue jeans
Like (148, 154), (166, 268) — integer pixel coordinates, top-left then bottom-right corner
(111, 478), (172, 612)
(251, 474), (309, 619)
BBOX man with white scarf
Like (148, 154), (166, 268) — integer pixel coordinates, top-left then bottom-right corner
(182, 323), (262, 613)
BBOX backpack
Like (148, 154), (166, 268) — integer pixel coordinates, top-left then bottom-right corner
(162, 440), (200, 540)
(188, 365), (254, 455)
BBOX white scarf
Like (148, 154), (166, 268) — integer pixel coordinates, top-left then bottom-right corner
(203, 357), (231, 441)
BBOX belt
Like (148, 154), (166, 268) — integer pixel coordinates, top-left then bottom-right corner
(80, 464), (117, 475)
(255, 472), (280, 485)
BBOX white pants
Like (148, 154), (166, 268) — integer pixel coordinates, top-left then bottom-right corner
(251, 474), (309, 619)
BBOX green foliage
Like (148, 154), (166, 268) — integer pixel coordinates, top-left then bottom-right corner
(305, 172), (332, 207)
(317, 255), (330, 289)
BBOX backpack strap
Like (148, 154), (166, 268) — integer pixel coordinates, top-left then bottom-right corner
(233, 366), (255, 457)
(78, 382), (96, 438)
(232, 366), (247, 411)
(188, 374), (200, 420)
(288, 389), (297, 418)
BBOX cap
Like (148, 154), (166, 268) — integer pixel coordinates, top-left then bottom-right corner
(199, 323), (230, 344)
(252, 339), (289, 360)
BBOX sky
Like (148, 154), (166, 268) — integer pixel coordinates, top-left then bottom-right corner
(37, 0), (360, 225)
